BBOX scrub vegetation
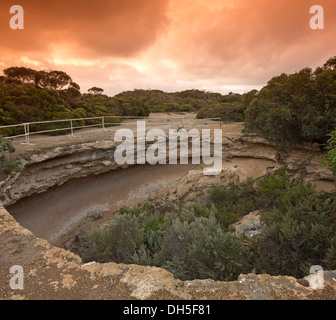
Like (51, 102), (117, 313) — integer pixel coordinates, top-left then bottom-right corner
(78, 167), (336, 281)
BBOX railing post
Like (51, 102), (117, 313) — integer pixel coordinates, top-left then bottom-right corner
(102, 116), (105, 130)
(23, 123), (29, 144)
(21, 123), (35, 145)
(70, 119), (74, 137)
(27, 123), (30, 144)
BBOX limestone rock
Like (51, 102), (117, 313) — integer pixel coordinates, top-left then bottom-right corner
(232, 210), (262, 238)
(86, 204), (110, 221)
(1, 130), (333, 207)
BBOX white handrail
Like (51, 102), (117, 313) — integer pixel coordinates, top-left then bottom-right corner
(0, 115), (221, 145)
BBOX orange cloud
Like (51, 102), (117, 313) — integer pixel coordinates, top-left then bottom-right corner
(0, 0), (335, 95)
(0, 0), (170, 56)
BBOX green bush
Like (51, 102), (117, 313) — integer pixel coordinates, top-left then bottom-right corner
(82, 213), (145, 263)
(0, 136), (23, 178)
(196, 103), (246, 122)
(324, 237), (336, 270)
(78, 167), (336, 281)
(158, 213), (245, 281)
(250, 190), (336, 278)
(324, 127), (336, 179)
(244, 57), (336, 151)
(210, 178), (258, 229)
(80, 202), (245, 281)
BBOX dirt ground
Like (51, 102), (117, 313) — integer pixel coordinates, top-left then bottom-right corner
(10, 112), (227, 156)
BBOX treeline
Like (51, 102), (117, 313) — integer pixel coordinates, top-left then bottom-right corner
(115, 89), (246, 115)
(0, 67), (150, 136)
(1, 57), (336, 150)
(0, 66), (247, 134)
(196, 90), (258, 122)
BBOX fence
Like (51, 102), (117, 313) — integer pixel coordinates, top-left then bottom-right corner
(0, 115), (222, 145)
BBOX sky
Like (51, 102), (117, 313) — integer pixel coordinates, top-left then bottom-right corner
(0, 0), (335, 96)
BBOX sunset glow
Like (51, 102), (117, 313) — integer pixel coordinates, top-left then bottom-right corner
(1, 0), (335, 95)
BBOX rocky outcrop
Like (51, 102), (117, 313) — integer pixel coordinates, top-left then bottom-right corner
(1, 133), (333, 207)
(1, 204), (336, 300)
(231, 210), (262, 238)
(222, 135), (332, 181)
(164, 168), (240, 204)
(0, 141), (130, 207)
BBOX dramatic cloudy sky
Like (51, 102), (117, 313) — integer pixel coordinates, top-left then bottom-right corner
(0, 0), (335, 95)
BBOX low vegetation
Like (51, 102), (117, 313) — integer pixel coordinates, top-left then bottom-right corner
(2, 59), (336, 282)
(0, 136), (23, 179)
(77, 167), (336, 281)
(324, 127), (336, 178)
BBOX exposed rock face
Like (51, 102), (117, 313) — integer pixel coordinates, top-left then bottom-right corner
(1, 204), (336, 300)
(165, 168), (240, 204)
(223, 136), (332, 181)
(48, 204), (110, 244)
(231, 210), (262, 238)
(0, 141), (131, 207)
(1, 134), (333, 207)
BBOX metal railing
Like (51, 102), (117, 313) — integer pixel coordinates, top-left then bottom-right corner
(0, 115), (221, 145)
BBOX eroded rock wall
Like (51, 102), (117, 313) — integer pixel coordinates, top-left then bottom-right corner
(1, 135), (333, 207)
(0, 141), (129, 207)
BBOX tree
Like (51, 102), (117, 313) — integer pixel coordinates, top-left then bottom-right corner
(3, 67), (36, 84)
(32, 70), (72, 90)
(242, 89), (258, 107)
(69, 82), (80, 91)
(33, 70), (49, 88)
(244, 57), (336, 151)
(88, 87), (104, 95)
(323, 56), (336, 70)
(47, 71), (72, 90)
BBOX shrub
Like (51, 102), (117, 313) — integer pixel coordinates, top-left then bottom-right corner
(324, 237), (336, 270)
(250, 190), (336, 278)
(324, 127), (336, 179)
(82, 213), (145, 263)
(80, 202), (246, 281)
(0, 136), (23, 178)
(210, 178), (258, 229)
(196, 103), (246, 122)
(157, 211), (245, 281)
(255, 166), (316, 209)
(78, 167), (336, 281)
